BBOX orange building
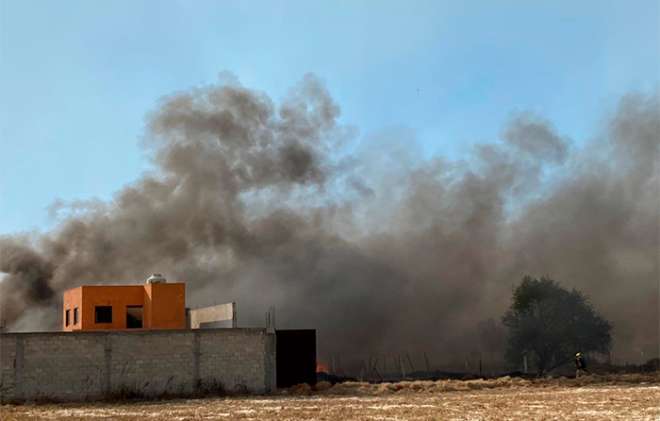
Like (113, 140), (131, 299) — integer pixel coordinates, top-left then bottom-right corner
(62, 274), (186, 331)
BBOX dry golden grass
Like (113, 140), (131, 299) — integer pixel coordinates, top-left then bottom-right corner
(320, 372), (660, 396)
(2, 373), (659, 420)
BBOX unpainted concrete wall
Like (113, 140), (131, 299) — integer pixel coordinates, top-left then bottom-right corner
(188, 303), (237, 329)
(0, 328), (275, 403)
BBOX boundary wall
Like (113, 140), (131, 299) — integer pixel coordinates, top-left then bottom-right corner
(0, 328), (276, 403)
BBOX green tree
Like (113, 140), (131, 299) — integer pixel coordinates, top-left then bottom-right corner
(502, 276), (612, 375)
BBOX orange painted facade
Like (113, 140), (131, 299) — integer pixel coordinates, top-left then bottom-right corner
(62, 282), (186, 331)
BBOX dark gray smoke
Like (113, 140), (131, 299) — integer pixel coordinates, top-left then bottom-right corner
(0, 75), (657, 369)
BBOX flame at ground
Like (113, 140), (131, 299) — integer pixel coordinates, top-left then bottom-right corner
(317, 362), (329, 373)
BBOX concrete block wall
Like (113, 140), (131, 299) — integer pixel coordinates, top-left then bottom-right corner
(110, 331), (196, 397)
(0, 334), (17, 401)
(0, 328), (275, 403)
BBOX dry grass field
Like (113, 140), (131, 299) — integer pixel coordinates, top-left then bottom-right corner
(2, 373), (659, 420)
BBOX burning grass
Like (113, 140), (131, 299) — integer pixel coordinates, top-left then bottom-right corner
(1, 373), (659, 420)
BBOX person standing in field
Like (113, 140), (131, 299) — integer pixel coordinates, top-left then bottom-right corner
(575, 352), (589, 377)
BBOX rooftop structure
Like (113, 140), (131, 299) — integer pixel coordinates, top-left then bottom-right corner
(62, 274), (186, 331)
(187, 302), (237, 329)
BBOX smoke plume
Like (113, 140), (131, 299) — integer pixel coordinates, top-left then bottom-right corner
(0, 75), (657, 369)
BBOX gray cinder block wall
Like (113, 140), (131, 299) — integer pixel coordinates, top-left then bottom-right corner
(0, 328), (276, 403)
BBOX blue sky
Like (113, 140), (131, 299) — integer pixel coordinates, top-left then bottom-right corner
(1, 0), (658, 235)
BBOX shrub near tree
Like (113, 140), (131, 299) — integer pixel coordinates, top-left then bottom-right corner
(502, 276), (612, 375)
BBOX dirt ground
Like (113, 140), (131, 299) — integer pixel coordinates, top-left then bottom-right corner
(2, 374), (659, 420)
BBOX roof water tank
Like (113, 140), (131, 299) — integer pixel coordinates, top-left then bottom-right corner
(146, 273), (167, 284)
